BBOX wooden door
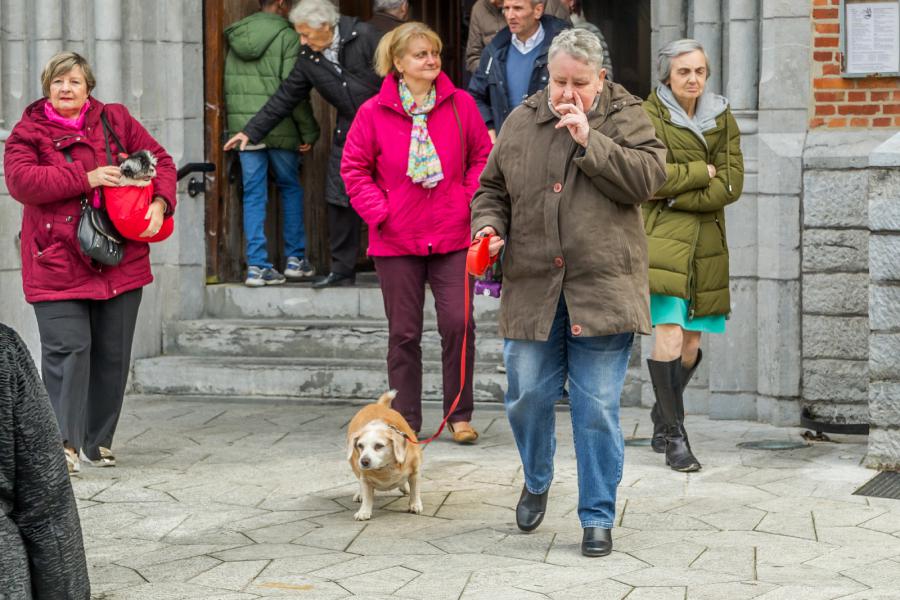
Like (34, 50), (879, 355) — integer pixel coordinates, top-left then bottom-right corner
(204, 0), (336, 283)
(204, 0), (467, 282)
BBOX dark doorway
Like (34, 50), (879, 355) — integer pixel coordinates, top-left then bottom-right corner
(582, 0), (652, 99)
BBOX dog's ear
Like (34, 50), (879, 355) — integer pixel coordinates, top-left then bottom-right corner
(391, 428), (407, 464)
(346, 435), (359, 461)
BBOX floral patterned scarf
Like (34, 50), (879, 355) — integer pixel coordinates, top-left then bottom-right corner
(399, 79), (443, 188)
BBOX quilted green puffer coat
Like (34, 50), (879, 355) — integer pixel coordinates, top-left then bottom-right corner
(224, 12), (320, 150)
(641, 88), (744, 319)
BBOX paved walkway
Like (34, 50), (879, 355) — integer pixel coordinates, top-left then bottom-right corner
(77, 396), (900, 600)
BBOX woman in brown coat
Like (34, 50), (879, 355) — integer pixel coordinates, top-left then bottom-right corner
(471, 28), (666, 557)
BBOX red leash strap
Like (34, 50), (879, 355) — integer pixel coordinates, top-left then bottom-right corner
(408, 235), (496, 446)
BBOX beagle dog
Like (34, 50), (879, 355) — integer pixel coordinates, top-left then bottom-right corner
(346, 390), (423, 521)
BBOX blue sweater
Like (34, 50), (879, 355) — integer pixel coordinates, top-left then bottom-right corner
(505, 44), (541, 111)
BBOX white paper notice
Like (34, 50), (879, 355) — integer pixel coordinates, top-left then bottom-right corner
(846, 2), (900, 74)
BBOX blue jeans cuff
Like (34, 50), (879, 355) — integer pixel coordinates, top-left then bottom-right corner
(526, 480), (552, 495)
(581, 520), (614, 529)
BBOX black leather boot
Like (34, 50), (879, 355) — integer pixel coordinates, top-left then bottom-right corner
(581, 527), (613, 557)
(647, 358), (701, 472)
(515, 485), (548, 532)
(650, 349), (703, 453)
(650, 402), (666, 453)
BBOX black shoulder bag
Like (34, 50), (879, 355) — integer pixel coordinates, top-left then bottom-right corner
(63, 113), (125, 266)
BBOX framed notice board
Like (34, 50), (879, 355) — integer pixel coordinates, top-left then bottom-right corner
(840, 0), (900, 76)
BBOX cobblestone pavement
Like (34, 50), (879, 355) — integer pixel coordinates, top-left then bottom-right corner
(77, 396), (900, 600)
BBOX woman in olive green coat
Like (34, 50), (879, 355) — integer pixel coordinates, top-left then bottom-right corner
(642, 39), (744, 472)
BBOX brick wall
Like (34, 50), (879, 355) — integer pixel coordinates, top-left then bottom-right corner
(811, 0), (900, 129)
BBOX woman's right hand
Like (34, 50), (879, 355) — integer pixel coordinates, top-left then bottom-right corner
(87, 166), (122, 188)
(707, 164), (717, 179)
(474, 226), (505, 257)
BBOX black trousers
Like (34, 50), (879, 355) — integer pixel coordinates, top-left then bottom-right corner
(33, 288), (142, 460)
(328, 203), (362, 276)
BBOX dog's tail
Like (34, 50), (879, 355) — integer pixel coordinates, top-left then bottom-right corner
(376, 389), (398, 408)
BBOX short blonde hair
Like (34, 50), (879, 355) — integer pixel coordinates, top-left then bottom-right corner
(374, 22), (443, 77)
(41, 52), (96, 98)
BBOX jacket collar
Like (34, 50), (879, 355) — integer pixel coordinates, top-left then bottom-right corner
(26, 96), (104, 133)
(377, 72), (457, 116)
(338, 15), (361, 46)
(486, 15), (568, 61)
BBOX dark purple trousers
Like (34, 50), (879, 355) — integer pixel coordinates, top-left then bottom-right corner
(373, 249), (475, 433)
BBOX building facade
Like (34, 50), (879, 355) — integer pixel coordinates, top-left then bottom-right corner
(1, 0), (898, 469)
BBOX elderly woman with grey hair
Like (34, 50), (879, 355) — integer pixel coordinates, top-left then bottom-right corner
(225, 0), (383, 288)
(642, 39), (744, 472)
(471, 27), (666, 557)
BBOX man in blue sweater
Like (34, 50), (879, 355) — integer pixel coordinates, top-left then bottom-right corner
(468, 0), (569, 142)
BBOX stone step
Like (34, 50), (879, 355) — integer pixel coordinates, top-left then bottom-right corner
(164, 318), (504, 361)
(204, 283), (502, 321)
(131, 356), (506, 402)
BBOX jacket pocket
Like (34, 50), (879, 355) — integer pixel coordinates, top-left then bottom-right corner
(30, 239), (86, 292)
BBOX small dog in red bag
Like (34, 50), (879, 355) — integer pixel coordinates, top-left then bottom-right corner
(104, 150), (174, 243)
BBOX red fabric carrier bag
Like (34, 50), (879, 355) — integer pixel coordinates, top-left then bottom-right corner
(103, 183), (174, 243)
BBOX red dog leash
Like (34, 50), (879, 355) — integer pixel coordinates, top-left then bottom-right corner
(408, 234), (498, 446)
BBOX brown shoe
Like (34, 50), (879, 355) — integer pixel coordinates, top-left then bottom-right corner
(448, 421), (478, 444)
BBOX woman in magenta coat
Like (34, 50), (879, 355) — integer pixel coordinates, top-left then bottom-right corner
(341, 22), (491, 443)
(3, 52), (176, 473)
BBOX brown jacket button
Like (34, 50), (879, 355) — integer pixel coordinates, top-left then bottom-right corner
(571, 325), (583, 336)
(554, 256), (564, 268)
(553, 182), (562, 193)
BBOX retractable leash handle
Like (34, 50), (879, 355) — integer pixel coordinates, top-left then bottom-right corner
(467, 233), (497, 277)
(409, 234), (497, 446)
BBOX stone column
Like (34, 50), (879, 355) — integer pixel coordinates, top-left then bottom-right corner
(94, 0), (123, 103)
(753, 0), (811, 425)
(867, 135), (900, 470)
(724, 0), (759, 111)
(689, 0), (723, 95)
(650, 0), (687, 86)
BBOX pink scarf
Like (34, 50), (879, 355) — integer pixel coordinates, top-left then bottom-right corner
(45, 100), (102, 207)
(43, 99), (90, 133)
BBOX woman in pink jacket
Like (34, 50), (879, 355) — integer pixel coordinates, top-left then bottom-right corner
(4, 52), (176, 473)
(342, 22), (491, 443)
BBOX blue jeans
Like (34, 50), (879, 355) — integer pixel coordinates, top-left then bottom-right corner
(238, 149), (306, 269)
(504, 296), (633, 529)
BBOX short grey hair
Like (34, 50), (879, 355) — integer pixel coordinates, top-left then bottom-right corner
(289, 0), (340, 28)
(374, 0), (406, 10)
(657, 38), (710, 83)
(547, 28), (606, 72)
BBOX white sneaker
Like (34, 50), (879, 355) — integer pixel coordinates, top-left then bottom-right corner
(284, 256), (316, 279)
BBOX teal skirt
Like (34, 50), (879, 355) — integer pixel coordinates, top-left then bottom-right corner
(650, 294), (726, 334)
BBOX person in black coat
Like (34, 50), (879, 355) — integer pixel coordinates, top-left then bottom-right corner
(225, 0), (383, 288)
(0, 323), (90, 599)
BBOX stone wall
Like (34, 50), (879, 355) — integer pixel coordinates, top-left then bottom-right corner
(0, 0), (205, 362)
(868, 135), (900, 470)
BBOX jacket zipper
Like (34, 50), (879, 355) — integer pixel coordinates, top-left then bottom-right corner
(687, 222), (701, 320)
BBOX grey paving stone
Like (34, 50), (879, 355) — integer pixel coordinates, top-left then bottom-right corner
(687, 581), (776, 600)
(188, 559), (270, 592)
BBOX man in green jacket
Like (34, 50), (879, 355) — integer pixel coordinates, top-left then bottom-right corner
(225, 0), (321, 287)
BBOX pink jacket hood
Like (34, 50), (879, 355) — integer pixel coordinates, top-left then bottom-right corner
(341, 72), (492, 257)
